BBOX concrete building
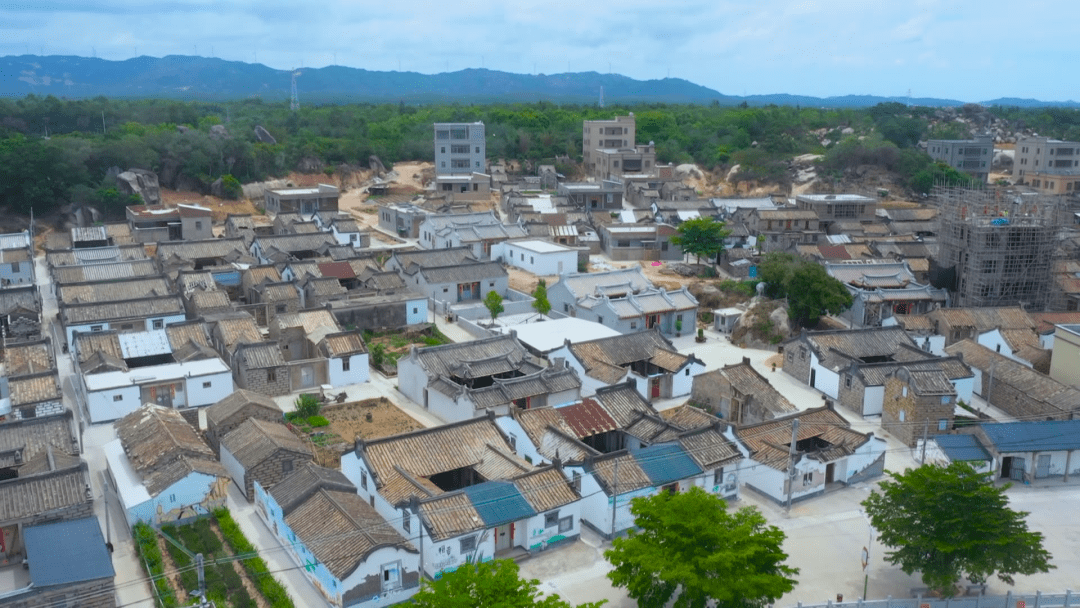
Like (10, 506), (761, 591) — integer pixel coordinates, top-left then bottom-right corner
(546, 267), (698, 337)
(126, 203), (214, 243)
(597, 223), (682, 262)
(491, 240), (578, 276)
(1049, 323), (1080, 387)
(971, 420), (1080, 482)
(434, 122), (486, 176)
(927, 136), (994, 183)
(263, 184), (339, 217)
(583, 115), (635, 176)
(592, 144), (658, 181)
(1014, 136), (1080, 184)
(793, 194), (875, 233)
(558, 181), (623, 211)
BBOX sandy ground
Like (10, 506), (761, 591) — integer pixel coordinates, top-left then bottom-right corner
(159, 188), (261, 222)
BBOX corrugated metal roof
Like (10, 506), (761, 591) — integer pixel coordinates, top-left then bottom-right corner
(25, 517), (114, 586)
(239, 342), (286, 369)
(631, 444), (702, 486)
(934, 434), (991, 462)
(46, 244), (148, 267)
(118, 330), (171, 358)
(463, 480), (536, 526)
(557, 399), (618, 438)
(979, 420), (1080, 453)
(53, 260), (160, 285)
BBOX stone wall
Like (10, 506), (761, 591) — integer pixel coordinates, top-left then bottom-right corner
(981, 372), (1068, 420)
(244, 449), (313, 501)
(782, 342), (812, 386)
(239, 366), (290, 397)
(836, 372), (868, 415)
(2, 578), (116, 608)
(882, 377), (954, 447)
(331, 299), (409, 331)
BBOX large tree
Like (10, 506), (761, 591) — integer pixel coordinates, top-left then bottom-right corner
(785, 262), (852, 327)
(411, 559), (605, 608)
(606, 486), (798, 608)
(670, 217), (731, 265)
(484, 290), (505, 323)
(862, 462), (1054, 596)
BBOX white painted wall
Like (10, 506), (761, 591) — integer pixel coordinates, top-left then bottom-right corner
(952, 376), (975, 405)
(978, 330), (1033, 367)
(810, 353), (840, 398)
(184, 371), (236, 407)
(406, 299), (428, 325)
(548, 345), (629, 397)
(395, 356), (428, 407)
(493, 242), (577, 277)
(219, 444), (247, 496)
(86, 383), (141, 423)
(494, 417), (547, 466)
(863, 386), (885, 416)
(328, 353), (370, 387)
(670, 361), (706, 397)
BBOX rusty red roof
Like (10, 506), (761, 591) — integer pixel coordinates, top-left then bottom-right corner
(317, 261), (356, 280)
(817, 244), (851, 260)
(558, 399), (618, 438)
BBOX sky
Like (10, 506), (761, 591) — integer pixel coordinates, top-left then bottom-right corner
(3, 0), (1078, 102)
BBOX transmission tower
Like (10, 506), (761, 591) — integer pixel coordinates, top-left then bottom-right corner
(290, 70), (301, 111)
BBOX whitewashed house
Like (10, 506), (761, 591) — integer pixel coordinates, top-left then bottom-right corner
(491, 240), (578, 276)
(255, 464), (421, 608)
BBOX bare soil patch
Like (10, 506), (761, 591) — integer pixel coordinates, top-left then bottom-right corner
(322, 397), (425, 443)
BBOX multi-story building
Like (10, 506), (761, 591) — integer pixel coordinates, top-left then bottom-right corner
(583, 115), (636, 175)
(927, 136), (994, 183)
(592, 143), (658, 181)
(434, 122), (486, 176)
(1014, 136), (1080, 185)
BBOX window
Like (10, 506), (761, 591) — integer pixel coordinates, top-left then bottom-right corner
(268, 369), (277, 383)
(898, 410), (906, 422)
(545, 511), (560, 528)
(598, 316), (604, 324)
(342, 358), (351, 372)
(195, 220), (203, 231)
(282, 459), (293, 474)
(402, 508), (410, 533)
(361, 470), (368, 490)
(202, 381), (211, 388)
(350, 234), (357, 242)
(938, 419), (948, 431)
(9, 261), (17, 273)
(713, 467), (724, 486)
(845, 375), (852, 388)
(113, 394), (123, 402)
(170, 494), (177, 502)
(572, 471), (582, 492)
(489, 281), (496, 287)
(475, 146), (480, 154)
(275, 304), (287, 313)
(450, 144), (470, 154)
(91, 325), (103, 332)
(460, 535), (476, 554)
(630, 322), (637, 329)
(443, 288), (449, 293)
(558, 515), (573, 533)
(802, 472), (813, 486)
(902, 386), (908, 397)
(564, 303), (569, 312)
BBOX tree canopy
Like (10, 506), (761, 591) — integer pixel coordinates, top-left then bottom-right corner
(756, 252), (852, 327)
(532, 279), (552, 315)
(606, 486), (798, 608)
(484, 290), (505, 323)
(411, 558), (605, 608)
(862, 462), (1054, 596)
(670, 217), (731, 265)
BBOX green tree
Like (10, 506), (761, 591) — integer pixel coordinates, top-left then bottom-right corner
(532, 279), (552, 315)
(483, 290), (504, 324)
(785, 263), (852, 327)
(756, 252), (800, 299)
(670, 217), (731, 264)
(220, 174), (242, 200)
(411, 559), (604, 608)
(862, 462), (1053, 596)
(606, 487), (798, 608)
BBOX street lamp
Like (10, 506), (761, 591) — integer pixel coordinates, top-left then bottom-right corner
(860, 510), (874, 600)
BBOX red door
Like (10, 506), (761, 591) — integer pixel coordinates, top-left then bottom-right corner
(651, 377), (661, 398)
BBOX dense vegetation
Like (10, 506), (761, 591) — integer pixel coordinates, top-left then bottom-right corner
(2, 94), (1079, 217)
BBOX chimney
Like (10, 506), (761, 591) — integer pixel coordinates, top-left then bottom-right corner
(742, 356), (750, 365)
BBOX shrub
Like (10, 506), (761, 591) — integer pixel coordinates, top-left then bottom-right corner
(307, 415), (329, 427)
(370, 343), (386, 367)
(294, 394), (320, 419)
(220, 174), (242, 200)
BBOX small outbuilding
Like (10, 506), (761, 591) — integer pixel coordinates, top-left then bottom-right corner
(492, 239), (578, 276)
(205, 389), (283, 455)
(220, 418), (313, 501)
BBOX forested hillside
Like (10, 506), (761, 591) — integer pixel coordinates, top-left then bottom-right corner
(2, 95), (1080, 218)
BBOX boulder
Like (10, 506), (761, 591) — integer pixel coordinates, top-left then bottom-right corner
(675, 164), (703, 179)
(176, 125), (190, 134)
(210, 177), (225, 198)
(209, 124), (229, 139)
(769, 305), (792, 339)
(115, 168), (162, 206)
(253, 125), (276, 144)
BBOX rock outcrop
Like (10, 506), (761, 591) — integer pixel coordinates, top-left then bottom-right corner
(116, 168), (161, 205)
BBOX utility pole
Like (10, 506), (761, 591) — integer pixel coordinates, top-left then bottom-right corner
(193, 553), (208, 607)
(610, 458), (619, 538)
(920, 419), (929, 464)
(785, 419), (800, 513)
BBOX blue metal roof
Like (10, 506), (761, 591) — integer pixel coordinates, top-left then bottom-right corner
(212, 270), (242, 286)
(631, 444), (703, 486)
(24, 517), (115, 587)
(933, 434), (991, 462)
(979, 420), (1080, 453)
(463, 481), (536, 527)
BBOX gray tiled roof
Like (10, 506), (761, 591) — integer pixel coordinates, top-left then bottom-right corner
(157, 238), (247, 261)
(61, 296), (184, 325)
(419, 261), (507, 284)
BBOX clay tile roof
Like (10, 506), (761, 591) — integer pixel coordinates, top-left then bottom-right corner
(317, 261), (356, 280)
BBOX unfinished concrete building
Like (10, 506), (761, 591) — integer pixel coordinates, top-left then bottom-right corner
(934, 187), (1064, 310)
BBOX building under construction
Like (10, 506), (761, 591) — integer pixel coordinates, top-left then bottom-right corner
(934, 186), (1065, 310)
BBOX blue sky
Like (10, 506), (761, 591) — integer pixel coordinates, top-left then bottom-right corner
(2, 0), (1077, 102)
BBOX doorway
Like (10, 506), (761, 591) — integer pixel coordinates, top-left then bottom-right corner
(300, 365), (315, 388)
(809, 368), (817, 388)
(1001, 456), (1026, 480)
(1036, 454), (1051, 479)
(825, 463), (835, 484)
(494, 523), (513, 553)
(650, 377), (661, 399)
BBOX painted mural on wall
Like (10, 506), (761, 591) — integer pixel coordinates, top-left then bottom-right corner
(152, 476), (230, 524)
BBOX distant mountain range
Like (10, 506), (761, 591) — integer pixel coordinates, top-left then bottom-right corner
(3, 54), (1079, 108)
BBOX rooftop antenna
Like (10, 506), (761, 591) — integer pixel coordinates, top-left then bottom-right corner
(599, 86), (605, 108)
(290, 70), (301, 112)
